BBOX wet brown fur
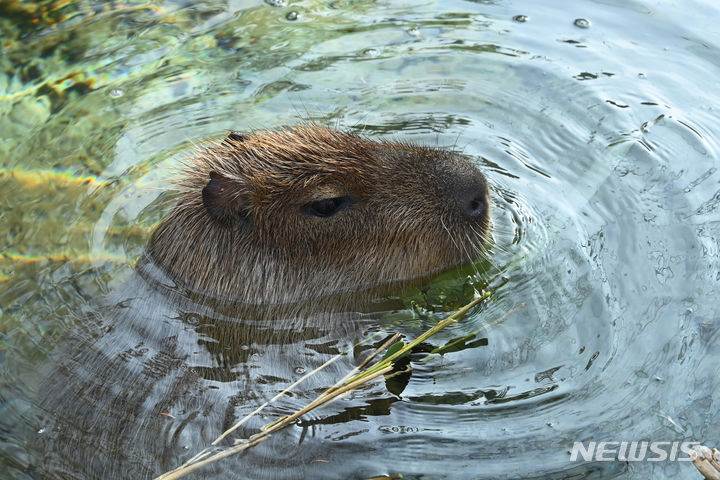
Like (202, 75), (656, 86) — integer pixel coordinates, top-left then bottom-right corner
(145, 125), (490, 309)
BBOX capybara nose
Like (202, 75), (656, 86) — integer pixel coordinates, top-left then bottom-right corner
(453, 174), (489, 220)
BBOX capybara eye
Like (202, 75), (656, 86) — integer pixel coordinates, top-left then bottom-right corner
(302, 196), (354, 218)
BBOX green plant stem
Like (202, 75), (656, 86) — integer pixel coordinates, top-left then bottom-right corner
(344, 291), (490, 385)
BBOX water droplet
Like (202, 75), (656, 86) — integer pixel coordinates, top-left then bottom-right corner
(286, 11), (298, 21)
(109, 88), (123, 98)
(513, 15), (529, 23)
(186, 314), (200, 325)
(294, 367), (306, 375)
(574, 18), (591, 29)
(407, 27), (421, 38)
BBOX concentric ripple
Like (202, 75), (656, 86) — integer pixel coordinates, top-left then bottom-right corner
(1, 1), (719, 479)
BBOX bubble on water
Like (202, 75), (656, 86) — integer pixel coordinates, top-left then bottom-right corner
(286, 11), (298, 21)
(294, 367), (306, 375)
(109, 88), (123, 98)
(574, 18), (591, 29)
(513, 15), (529, 23)
(363, 48), (379, 57)
(264, 0), (287, 7)
(37, 428), (45, 434)
(240, 344), (249, 351)
(638, 72), (647, 79)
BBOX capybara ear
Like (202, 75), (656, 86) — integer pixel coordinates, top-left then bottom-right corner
(222, 131), (247, 145)
(202, 171), (248, 224)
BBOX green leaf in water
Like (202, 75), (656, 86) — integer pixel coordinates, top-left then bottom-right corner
(381, 341), (406, 361)
(429, 334), (489, 356)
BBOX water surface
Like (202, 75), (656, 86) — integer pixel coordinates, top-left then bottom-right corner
(1, 0), (719, 479)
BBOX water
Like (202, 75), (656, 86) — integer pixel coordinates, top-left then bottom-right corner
(1, 0), (719, 479)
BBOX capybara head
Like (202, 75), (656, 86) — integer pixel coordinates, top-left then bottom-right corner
(146, 126), (490, 310)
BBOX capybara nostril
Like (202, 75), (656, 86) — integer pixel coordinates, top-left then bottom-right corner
(446, 168), (489, 221)
(460, 190), (488, 219)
